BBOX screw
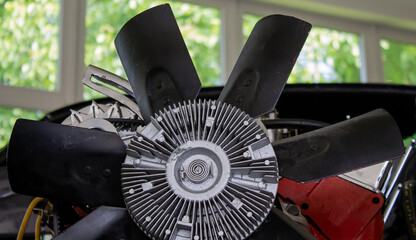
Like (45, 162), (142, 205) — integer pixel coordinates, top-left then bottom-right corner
(83, 166), (91, 175)
(286, 204), (300, 216)
(182, 215), (190, 223)
(206, 120), (213, 127)
(156, 80), (164, 89)
(236, 95), (244, 103)
(194, 166), (202, 174)
(244, 79), (252, 86)
(290, 150), (299, 157)
(102, 169), (111, 177)
(162, 96), (170, 105)
(310, 145), (319, 151)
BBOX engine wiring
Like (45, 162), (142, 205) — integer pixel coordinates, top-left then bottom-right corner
(35, 213), (42, 240)
(17, 197), (54, 240)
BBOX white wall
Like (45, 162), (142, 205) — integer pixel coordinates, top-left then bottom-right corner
(252, 0), (416, 31)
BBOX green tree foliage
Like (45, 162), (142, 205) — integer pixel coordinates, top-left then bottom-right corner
(2, 2), (415, 148)
(84, 0), (221, 100)
(381, 39), (416, 85)
(0, 107), (43, 149)
(0, 0), (59, 91)
(0, 0), (56, 149)
(243, 14), (361, 83)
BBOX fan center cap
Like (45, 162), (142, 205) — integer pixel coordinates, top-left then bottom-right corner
(185, 159), (210, 183)
(166, 140), (230, 200)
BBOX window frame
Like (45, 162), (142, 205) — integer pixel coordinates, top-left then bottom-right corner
(0, 0), (86, 112)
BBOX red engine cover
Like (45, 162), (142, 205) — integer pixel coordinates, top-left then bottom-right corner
(278, 177), (384, 240)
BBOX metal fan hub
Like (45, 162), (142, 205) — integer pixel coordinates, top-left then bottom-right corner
(122, 100), (279, 240)
(166, 140), (230, 200)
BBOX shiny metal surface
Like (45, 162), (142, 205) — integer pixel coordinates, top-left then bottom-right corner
(122, 100), (279, 240)
(339, 161), (391, 193)
(82, 64), (141, 116)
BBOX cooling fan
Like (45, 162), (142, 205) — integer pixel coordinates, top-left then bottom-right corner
(6, 4), (405, 240)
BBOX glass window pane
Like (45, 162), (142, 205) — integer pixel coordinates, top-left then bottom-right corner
(84, 0), (221, 100)
(243, 14), (261, 43)
(381, 39), (416, 85)
(0, 107), (43, 149)
(242, 14), (361, 83)
(0, 0), (60, 91)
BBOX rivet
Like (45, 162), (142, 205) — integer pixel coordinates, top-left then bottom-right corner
(83, 166), (91, 175)
(244, 79), (252, 86)
(236, 95), (244, 103)
(102, 169), (111, 177)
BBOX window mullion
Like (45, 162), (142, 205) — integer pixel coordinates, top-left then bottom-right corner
(58, 0), (86, 105)
(360, 25), (384, 83)
(220, 0), (243, 84)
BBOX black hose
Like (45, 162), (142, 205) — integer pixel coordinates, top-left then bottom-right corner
(261, 118), (329, 131)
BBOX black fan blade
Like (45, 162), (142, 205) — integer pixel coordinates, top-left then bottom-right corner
(275, 109), (405, 182)
(218, 15), (311, 118)
(115, 4), (201, 123)
(7, 119), (126, 207)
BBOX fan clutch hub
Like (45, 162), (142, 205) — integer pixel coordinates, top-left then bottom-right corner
(122, 100), (279, 240)
(166, 140), (230, 200)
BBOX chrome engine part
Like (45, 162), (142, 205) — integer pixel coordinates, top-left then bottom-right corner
(61, 66), (143, 144)
(61, 100), (140, 144)
(62, 100), (136, 127)
(121, 100), (279, 240)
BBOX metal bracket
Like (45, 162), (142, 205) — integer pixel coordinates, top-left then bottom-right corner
(82, 65), (141, 117)
(383, 139), (415, 222)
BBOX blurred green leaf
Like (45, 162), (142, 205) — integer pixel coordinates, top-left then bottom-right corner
(83, 0), (221, 100)
(243, 14), (361, 83)
(0, 107), (43, 149)
(381, 39), (416, 85)
(3, 2), (415, 149)
(0, 0), (59, 91)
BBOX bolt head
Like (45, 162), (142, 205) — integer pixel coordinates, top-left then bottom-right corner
(83, 166), (91, 175)
(102, 169), (111, 177)
(286, 204), (300, 216)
